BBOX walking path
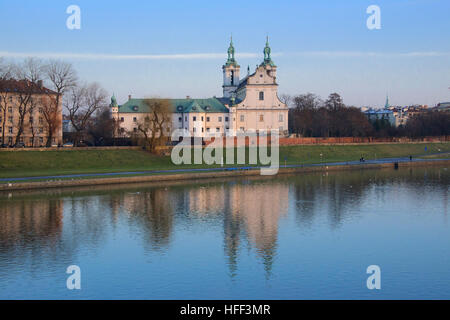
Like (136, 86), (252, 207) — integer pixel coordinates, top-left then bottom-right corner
(1, 155), (447, 182)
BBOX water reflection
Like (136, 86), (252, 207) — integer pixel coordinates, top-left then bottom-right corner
(0, 166), (448, 293)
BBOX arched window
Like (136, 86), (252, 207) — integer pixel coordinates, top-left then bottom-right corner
(231, 70), (234, 85)
(259, 91), (264, 100)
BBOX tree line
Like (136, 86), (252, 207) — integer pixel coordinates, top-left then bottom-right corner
(285, 92), (450, 138)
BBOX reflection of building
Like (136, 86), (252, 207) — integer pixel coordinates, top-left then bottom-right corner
(180, 180), (289, 275)
(0, 199), (63, 248)
(111, 37), (288, 138)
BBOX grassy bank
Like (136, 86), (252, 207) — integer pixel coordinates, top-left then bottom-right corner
(0, 142), (449, 179)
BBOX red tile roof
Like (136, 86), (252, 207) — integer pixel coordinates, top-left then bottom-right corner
(0, 79), (58, 95)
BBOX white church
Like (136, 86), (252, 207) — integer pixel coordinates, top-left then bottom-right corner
(111, 37), (289, 138)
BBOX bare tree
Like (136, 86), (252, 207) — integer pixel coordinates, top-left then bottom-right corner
(136, 98), (172, 153)
(64, 82), (108, 146)
(279, 94), (292, 108)
(12, 58), (44, 145)
(0, 59), (15, 145)
(0, 58), (13, 80)
(44, 60), (77, 146)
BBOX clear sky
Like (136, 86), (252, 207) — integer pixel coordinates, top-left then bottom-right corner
(1, 0), (449, 107)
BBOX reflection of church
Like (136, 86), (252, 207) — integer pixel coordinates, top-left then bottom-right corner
(183, 179), (289, 275)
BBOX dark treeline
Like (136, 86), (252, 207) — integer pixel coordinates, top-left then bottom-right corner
(287, 93), (450, 138)
(402, 112), (450, 137)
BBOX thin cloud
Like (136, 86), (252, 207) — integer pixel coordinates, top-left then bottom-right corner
(0, 51), (264, 60)
(1, 50), (446, 60)
(289, 51), (450, 57)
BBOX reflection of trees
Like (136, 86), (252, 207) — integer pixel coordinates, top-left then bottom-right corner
(291, 167), (450, 228)
(121, 189), (174, 250)
(0, 165), (447, 282)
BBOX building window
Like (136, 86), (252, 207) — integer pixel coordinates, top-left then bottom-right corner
(133, 117), (137, 122)
(178, 117), (182, 122)
(201, 116), (204, 121)
(193, 127), (196, 132)
(8, 107), (12, 113)
(239, 127), (245, 131)
(259, 91), (264, 100)
(120, 117), (124, 122)
(225, 117), (229, 122)
(8, 137), (12, 144)
(206, 117), (210, 122)
(39, 137), (43, 144)
(133, 128), (137, 132)
(259, 115), (264, 122)
(279, 114), (283, 122)
(8, 127), (13, 133)
(8, 116), (13, 123)
(240, 115), (244, 122)
(185, 116), (187, 121)
(216, 127), (220, 132)
(39, 127), (43, 133)
(193, 116), (197, 121)
(201, 127), (204, 133)
(218, 116), (222, 122)
(206, 128), (210, 132)
(39, 117), (43, 124)
(279, 126), (284, 132)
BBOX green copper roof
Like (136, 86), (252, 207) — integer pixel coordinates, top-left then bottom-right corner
(260, 36), (276, 67)
(225, 36), (239, 67)
(110, 94), (118, 107)
(118, 98), (229, 113)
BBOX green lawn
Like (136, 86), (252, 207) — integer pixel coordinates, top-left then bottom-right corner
(0, 142), (449, 179)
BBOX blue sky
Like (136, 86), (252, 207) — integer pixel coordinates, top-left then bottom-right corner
(1, 0), (449, 107)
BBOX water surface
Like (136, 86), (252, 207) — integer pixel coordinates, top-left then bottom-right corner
(0, 166), (449, 299)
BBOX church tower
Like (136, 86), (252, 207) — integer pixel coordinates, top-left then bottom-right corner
(222, 36), (240, 98)
(260, 36), (277, 78)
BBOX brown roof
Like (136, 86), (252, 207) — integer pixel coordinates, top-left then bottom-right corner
(0, 79), (58, 95)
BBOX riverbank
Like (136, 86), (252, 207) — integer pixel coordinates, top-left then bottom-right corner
(1, 142), (449, 179)
(1, 158), (449, 192)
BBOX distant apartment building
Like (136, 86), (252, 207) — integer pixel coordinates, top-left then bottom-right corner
(434, 102), (450, 112)
(0, 79), (62, 147)
(110, 38), (289, 138)
(363, 96), (432, 127)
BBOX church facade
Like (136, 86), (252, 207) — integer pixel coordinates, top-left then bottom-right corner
(111, 38), (288, 138)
